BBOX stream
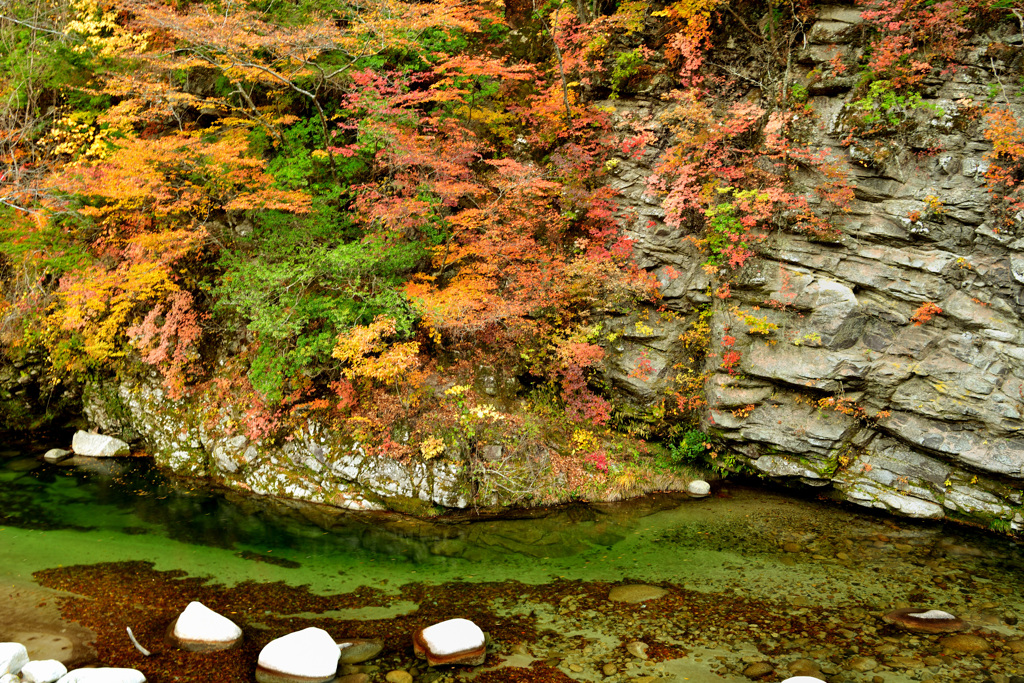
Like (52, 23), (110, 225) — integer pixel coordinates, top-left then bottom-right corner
(1, 435), (1023, 683)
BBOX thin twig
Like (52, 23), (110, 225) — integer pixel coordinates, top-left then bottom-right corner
(126, 627), (152, 657)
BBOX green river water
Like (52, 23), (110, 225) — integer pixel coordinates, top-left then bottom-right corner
(1, 436), (1023, 683)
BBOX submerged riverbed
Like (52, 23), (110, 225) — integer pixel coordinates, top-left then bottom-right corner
(1, 438), (1023, 683)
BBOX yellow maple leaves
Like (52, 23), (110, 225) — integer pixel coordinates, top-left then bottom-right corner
(331, 315), (420, 386)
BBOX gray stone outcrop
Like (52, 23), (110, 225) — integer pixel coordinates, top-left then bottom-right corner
(84, 378), (470, 511)
(598, 9), (1024, 530)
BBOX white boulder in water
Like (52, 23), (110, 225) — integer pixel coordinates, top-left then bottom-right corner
(781, 677), (826, 682)
(687, 480), (711, 496)
(56, 669), (146, 683)
(21, 659), (68, 683)
(413, 618), (486, 666)
(256, 627), (339, 683)
(71, 432), (130, 457)
(172, 601), (242, 651)
(0, 643), (28, 675)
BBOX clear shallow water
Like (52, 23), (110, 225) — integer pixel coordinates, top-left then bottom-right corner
(3, 437), (1024, 682)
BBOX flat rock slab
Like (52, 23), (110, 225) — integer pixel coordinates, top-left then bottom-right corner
(71, 432), (129, 457)
(172, 601), (242, 651)
(608, 585), (668, 603)
(337, 639), (382, 664)
(56, 669), (145, 683)
(940, 634), (990, 653)
(0, 581), (96, 668)
(882, 608), (966, 633)
(257, 627), (339, 683)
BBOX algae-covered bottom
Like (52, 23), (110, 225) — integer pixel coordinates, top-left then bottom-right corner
(2, 441), (1024, 683)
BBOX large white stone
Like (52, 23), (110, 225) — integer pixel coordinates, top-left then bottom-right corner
(56, 669), (145, 683)
(173, 601), (242, 646)
(71, 432), (130, 457)
(21, 659), (68, 683)
(687, 480), (711, 496)
(781, 678), (826, 683)
(419, 619), (484, 657)
(257, 627), (339, 680)
(0, 643), (28, 675)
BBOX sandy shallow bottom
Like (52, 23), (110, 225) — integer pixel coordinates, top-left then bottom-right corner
(2, 447), (1024, 682)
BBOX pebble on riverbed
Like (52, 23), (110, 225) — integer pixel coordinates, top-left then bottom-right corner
(607, 585), (667, 603)
(336, 639), (383, 664)
(882, 608), (967, 633)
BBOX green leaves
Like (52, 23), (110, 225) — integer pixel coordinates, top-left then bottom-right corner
(214, 201), (425, 402)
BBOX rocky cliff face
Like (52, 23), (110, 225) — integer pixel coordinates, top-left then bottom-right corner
(602, 7), (1024, 530)
(40, 4), (1024, 531)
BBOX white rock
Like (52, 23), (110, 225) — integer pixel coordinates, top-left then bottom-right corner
(910, 609), (956, 620)
(0, 643), (28, 675)
(257, 628), (339, 680)
(1, 673), (19, 683)
(71, 432), (130, 457)
(56, 669), (145, 683)
(420, 619), (484, 657)
(781, 678), (826, 683)
(173, 601), (242, 645)
(687, 480), (711, 496)
(21, 659), (68, 683)
(43, 449), (72, 463)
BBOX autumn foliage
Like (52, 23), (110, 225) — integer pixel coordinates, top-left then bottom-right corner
(0, 0), (1020, 476)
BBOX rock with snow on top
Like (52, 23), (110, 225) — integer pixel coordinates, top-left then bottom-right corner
(71, 432), (130, 457)
(413, 618), (486, 666)
(0, 643), (28, 676)
(172, 601), (242, 651)
(21, 660), (68, 683)
(256, 627), (339, 683)
(56, 669), (146, 683)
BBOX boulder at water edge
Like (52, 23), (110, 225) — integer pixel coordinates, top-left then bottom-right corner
(256, 627), (340, 683)
(687, 480), (711, 497)
(71, 432), (130, 457)
(0, 643), (28, 675)
(171, 601), (242, 651)
(413, 618), (486, 666)
(56, 669), (145, 683)
(21, 659), (68, 683)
